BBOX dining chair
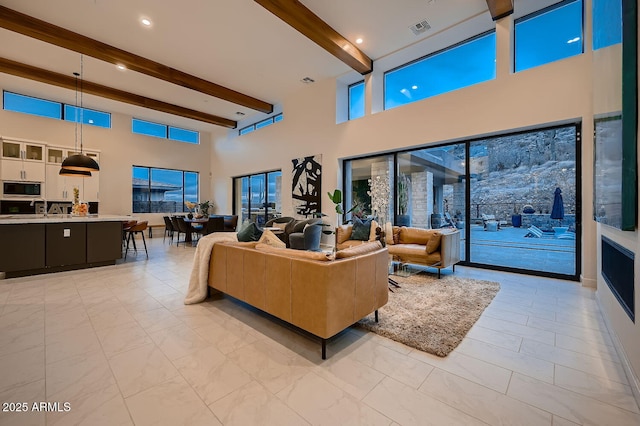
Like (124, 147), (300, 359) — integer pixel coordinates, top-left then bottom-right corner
(124, 221), (148, 259)
(170, 216), (186, 246)
(174, 216), (192, 247)
(163, 216), (175, 244)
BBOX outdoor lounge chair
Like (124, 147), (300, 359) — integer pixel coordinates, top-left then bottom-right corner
(443, 212), (456, 228)
(525, 224), (544, 238)
(481, 213), (500, 230)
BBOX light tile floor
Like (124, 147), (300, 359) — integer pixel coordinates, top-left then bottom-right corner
(0, 236), (638, 425)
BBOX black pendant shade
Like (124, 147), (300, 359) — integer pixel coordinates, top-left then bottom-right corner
(59, 167), (92, 177)
(59, 57), (100, 176)
(61, 154), (100, 172)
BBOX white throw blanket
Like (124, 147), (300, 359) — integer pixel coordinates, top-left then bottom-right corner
(184, 232), (238, 305)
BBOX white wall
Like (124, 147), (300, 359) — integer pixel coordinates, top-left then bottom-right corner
(212, 45), (596, 285)
(0, 105), (213, 225)
(593, 11), (640, 406)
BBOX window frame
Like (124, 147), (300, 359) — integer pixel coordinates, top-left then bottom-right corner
(383, 30), (496, 111)
(238, 113), (283, 136)
(348, 80), (365, 120)
(514, 0), (584, 73)
(232, 169), (282, 225)
(132, 165), (199, 213)
(132, 118), (200, 144)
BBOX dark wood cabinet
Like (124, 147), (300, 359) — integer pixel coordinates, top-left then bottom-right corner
(46, 223), (87, 267)
(0, 224), (45, 273)
(87, 222), (122, 263)
(0, 219), (124, 277)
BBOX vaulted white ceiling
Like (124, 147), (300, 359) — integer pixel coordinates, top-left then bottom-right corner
(0, 0), (545, 132)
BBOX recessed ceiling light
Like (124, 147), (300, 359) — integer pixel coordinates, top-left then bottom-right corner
(567, 37), (580, 44)
(355, 38), (363, 44)
(235, 111), (246, 116)
(301, 77), (315, 84)
(116, 64), (126, 71)
(412, 85), (418, 90)
(140, 18), (152, 27)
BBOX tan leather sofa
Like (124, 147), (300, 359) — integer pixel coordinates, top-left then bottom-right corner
(208, 241), (389, 359)
(337, 224), (461, 278)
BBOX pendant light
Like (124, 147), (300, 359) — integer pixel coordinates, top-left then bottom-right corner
(60, 55), (100, 174)
(59, 168), (91, 177)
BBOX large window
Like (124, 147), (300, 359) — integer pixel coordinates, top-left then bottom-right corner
(132, 166), (198, 213)
(592, 0), (622, 50)
(64, 105), (111, 128)
(348, 81), (365, 120)
(3, 91), (111, 128)
(515, 0), (583, 72)
(233, 170), (282, 225)
(343, 124), (580, 280)
(384, 31), (496, 110)
(238, 113), (284, 136)
(132, 119), (199, 144)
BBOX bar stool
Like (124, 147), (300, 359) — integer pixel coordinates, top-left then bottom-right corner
(124, 221), (148, 259)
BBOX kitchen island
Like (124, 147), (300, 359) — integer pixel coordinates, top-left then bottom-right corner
(0, 214), (134, 278)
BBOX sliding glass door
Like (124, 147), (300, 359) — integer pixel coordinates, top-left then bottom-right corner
(233, 170), (282, 225)
(468, 125), (579, 276)
(397, 144), (466, 260)
(342, 123), (580, 280)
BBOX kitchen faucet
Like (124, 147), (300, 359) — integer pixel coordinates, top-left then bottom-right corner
(30, 198), (48, 216)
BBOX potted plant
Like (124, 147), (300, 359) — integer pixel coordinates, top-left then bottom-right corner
(198, 200), (212, 217)
(511, 203), (522, 228)
(396, 173), (411, 227)
(327, 189), (361, 225)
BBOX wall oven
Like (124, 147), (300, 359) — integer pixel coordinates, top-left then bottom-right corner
(2, 181), (42, 197)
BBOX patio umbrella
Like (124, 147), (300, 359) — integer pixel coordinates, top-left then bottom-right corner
(550, 187), (564, 224)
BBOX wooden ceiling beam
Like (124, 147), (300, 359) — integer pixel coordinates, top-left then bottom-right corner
(0, 57), (237, 128)
(0, 5), (273, 114)
(254, 0), (373, 75)
(486, 0), (514, 21)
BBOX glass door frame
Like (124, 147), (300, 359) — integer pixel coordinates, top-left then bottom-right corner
(232, 169), (282, 225)
(341, 121), (582, 282)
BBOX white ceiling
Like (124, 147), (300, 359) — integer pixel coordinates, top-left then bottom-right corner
(0, 0), (545, 132)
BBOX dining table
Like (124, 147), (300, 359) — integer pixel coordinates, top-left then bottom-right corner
(183, 217), (209, 244)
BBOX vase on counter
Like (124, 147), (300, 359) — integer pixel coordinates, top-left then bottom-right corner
(72, 202), (88, 216)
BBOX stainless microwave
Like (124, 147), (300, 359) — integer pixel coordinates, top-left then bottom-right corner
(3, 181), (42, 197)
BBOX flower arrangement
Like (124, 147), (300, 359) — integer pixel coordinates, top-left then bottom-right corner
(185, 200), (212, 217)
(71, 187), (88, 216)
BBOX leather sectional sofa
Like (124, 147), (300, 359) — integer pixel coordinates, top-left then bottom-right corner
(337, 224), (461, 278)
(208, 240), (389, 358)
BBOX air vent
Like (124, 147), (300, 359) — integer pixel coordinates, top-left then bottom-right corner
(301, 77), (315, 84)
(409, 19), (431, 36)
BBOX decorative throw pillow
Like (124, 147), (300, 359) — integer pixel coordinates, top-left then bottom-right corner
(237, 222), (263, 242)
(258, 229), (286, 248)
(384, 222), (394, 245)
(368, 220), (379, 241)
(272, 222), (288, 231)
(393, 227), (402, 244)
(425, 232), (442, 254)
(336, 224), (353, 244)
(351, 217), (372, 241)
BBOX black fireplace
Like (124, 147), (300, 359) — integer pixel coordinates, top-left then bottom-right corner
(601, 236), (635, 322)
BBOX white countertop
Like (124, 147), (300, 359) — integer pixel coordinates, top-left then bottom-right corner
(0, 214), (136, 224)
